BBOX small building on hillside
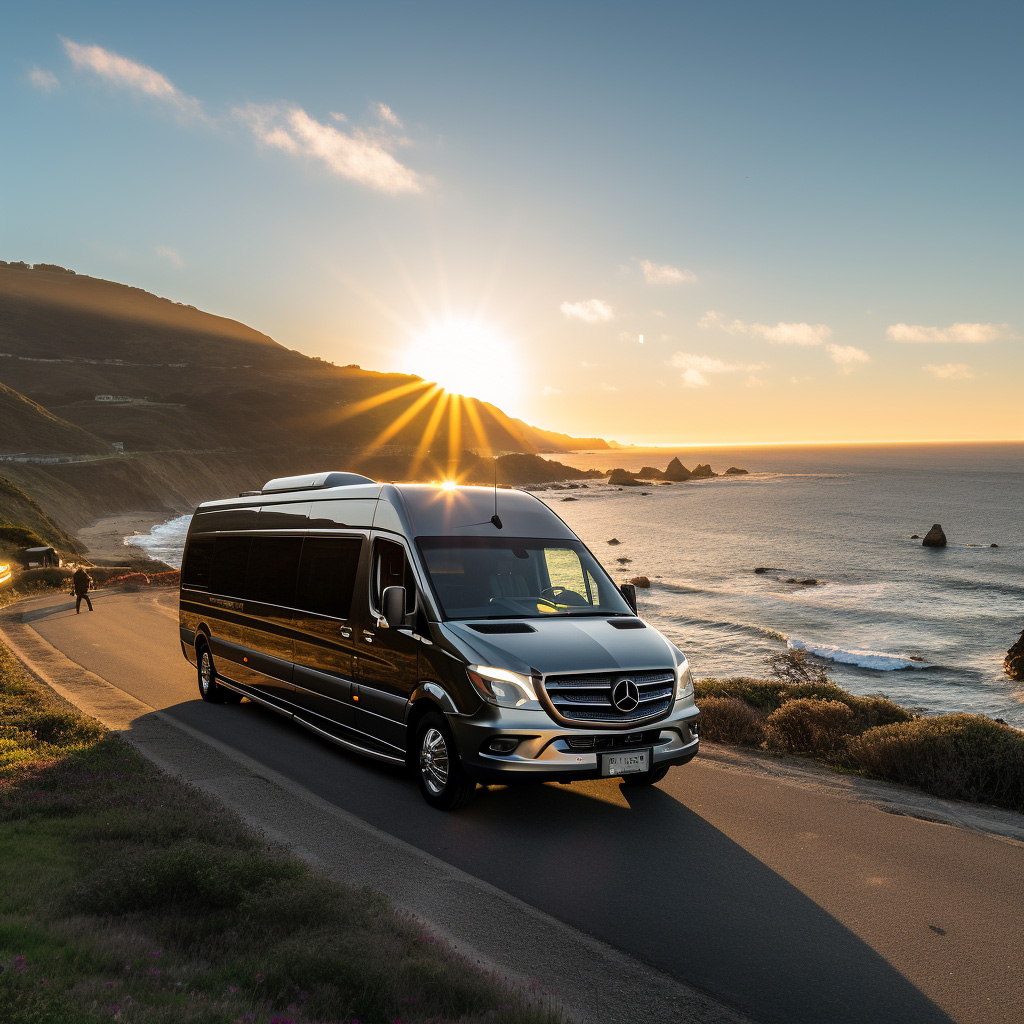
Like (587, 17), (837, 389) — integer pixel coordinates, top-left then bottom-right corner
(95, 395), (132, 403)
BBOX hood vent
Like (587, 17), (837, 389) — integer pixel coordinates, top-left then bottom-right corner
(467, 622), (537, 634)
(609, 619), (646, 629)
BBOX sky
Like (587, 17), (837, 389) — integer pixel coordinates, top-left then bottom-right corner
(2, 0), (1022, 445)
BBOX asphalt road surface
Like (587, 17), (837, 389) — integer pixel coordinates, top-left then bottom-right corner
(15, 589), (1024, 1024)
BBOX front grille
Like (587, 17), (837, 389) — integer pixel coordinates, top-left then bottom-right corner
(565, 730), (661, 751)
(541, 670), (675, 726)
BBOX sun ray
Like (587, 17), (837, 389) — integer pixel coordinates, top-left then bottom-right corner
(446, 392), (462, 479)
(359, 383), (444, 458)
(410, 389), (450, 477)
(462, 396), (494, 460)
(332, 379), (432, 423)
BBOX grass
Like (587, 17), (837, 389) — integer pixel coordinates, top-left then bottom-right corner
(695, 670), (1024, 813)
(0, 642), (562, 1024)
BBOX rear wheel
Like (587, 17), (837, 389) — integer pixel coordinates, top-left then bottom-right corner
(415, 712), (475, 810)
(619, 763), (671, 787)
(197, 644), (242, 704)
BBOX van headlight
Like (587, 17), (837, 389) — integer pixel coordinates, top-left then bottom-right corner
(467, 665), (540, 709)
(674, 661), (694, 700)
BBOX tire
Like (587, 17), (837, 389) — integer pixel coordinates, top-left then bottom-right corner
(619, 763), (671, 787)
(197, 643), (242, 704)
(414, 712), (476, 810)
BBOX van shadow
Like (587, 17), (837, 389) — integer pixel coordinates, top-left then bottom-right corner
(155, 698), (954, 1024)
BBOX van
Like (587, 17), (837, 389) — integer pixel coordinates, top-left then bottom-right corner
(179, 472), (699, 809)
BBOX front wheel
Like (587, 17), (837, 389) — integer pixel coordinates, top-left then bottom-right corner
(415, 712), (476, 810)
(619, 763), (671, 787)
(197, 644), (242, 704)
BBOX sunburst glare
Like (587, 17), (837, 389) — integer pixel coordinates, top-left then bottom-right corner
(400, 319), (524, 413)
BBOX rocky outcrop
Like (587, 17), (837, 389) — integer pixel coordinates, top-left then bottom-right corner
(606, 538), (620, 545)
(664, 457), (692, 482)
(607, 468), (642, 486)
(1005, 629), (1024, 681)
(724, 466), (749, 475)
(628, 576), (651, 588)
(638, 466), (665, 480)
(690, 463), (717, 479)
(922, 524), (947, 548)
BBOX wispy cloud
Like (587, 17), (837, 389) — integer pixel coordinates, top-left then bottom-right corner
(374, 102), (402, 128)
(640, 259), (696, 285)
(887, 322), (1010, 343)
(155, 245), (183, 268)
(826, 343), (871, 370)
(670, 352), (768, 388)
(28, 67), (59, 92)
(235, 103), (425, 194)
(560, 299), (614, 323)
(924, 363), (974, 379)
(542, 384), (562, 396)
(700, 310), (831, 346)
(62, 38), (204, 119)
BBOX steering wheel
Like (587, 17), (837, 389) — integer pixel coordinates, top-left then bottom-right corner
(540, 586), (589, 606)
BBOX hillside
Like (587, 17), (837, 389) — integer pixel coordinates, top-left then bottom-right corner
(0, 261), (609, 540)
(0, 262), (609, 457)
(0, 474), (82, 555)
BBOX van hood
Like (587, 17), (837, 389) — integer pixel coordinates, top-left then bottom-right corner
(438, 617), (679, 677)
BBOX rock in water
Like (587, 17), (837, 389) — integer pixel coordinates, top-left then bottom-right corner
(628, 576), (651, 588)
(1006, 629), (1024, 681)
(664, 457), (692, 481)
(922, 524), (947, 547)
(724, 466), (749, 475)
(608, 468), (642, 486)
(690, 463), (717, 478)
(607, 538), (620, 545)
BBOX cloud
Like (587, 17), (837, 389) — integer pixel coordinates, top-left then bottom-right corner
(374, 102), (402, 128)
(560, 299), (614, 323)
(826, 343), (871, 369)
(62, 38), (204, 119)
(28, 67), (59, 92)
(670, 352), (768, 388)
(541, 385), (562, 396)
(640, 259), (696, 285)
(155, 245), (183, 268)
(700, 310), (831, 345)
(887, 322), (1010, 343)
(235, 103), (425, 194)
(924, 363), (974, 379)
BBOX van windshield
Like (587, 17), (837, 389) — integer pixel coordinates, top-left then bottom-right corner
(417, 536), (634, 620)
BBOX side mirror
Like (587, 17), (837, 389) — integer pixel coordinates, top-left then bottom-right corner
(382, 586), (406, 629)
(619, 583), (638, 614)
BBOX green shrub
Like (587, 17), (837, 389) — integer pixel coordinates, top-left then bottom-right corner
(763, 698), (854, 754)
(697, 696), (764, 745)
(843, 714), (1024, 812)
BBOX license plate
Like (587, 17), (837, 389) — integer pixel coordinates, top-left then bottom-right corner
(601, 748), (651, 777)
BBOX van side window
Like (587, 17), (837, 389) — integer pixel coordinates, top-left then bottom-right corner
(372, 539), (415, 613)
(210, 536), (253, 597)
(245, 537), (302, 606)
(295, 537), (361, 619)
(182, 536), (214, 589)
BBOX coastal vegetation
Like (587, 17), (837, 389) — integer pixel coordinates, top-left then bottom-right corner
(0, 640), (561, 1024)
(695, 652), (1024, 813)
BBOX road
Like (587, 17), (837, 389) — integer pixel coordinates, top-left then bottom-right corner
(8, 589), (1024, 1024)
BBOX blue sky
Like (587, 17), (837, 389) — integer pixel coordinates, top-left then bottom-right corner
(2, 1), (1022, 443)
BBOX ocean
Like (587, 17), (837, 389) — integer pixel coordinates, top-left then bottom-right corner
(130, 442), (1024, 726)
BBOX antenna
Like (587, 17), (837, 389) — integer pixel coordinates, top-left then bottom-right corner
(490, 456), (503, 529)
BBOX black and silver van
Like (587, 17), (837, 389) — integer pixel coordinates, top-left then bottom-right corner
(179, 472), (700, 809)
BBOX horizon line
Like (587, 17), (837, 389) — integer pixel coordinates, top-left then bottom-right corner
(602, 437), (1023, 450)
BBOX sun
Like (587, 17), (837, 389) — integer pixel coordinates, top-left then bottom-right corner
(400, 319), (523, 412)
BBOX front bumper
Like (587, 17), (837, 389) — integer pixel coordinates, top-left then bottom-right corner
(449, 699), (700, 785)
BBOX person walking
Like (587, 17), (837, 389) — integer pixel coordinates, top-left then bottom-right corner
(72, 566), (94, 613)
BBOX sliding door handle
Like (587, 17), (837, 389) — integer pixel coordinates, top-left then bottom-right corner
(339, 626), (352, 639)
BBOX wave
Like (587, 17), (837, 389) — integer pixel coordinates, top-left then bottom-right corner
(650, 611), (789, 644)
(788, 637), (934, 671)
(126, 513), (192, 569)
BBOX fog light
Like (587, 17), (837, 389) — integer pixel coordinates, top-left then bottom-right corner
(486, 737), (520, 754)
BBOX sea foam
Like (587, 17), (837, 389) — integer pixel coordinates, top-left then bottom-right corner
(789, 637), (933, 671)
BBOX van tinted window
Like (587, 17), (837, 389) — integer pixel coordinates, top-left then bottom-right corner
(372, 539), (416, 613)
(246, 537), (302, 606)
(295, 537), (361, 619)
(182, 536), (214, 588)
(210, 536), (253, 597)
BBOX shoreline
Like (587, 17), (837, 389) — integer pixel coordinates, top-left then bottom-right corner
(75, 511), (184, 565)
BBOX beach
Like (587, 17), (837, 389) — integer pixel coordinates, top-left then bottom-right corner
(77, 511), (183, 566)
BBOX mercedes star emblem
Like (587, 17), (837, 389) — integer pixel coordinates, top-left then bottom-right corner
(612, 677), (641, 713)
